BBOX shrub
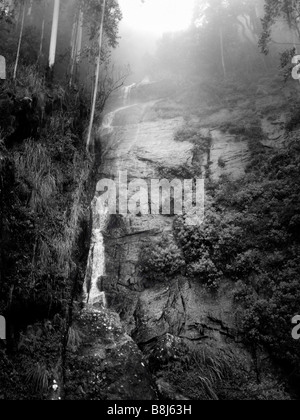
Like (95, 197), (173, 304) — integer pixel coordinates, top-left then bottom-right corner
(139, 237), (185, 283)
(174, 123), (212, 152)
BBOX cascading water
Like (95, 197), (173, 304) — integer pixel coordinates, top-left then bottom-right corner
(84, 84), (142, 308)
(83, 100), (136, 308)
(123, 83), (135, 105)
(100, 111), (115, 136)
(83, 109), (118, 308)
(83, 195), (110, 308)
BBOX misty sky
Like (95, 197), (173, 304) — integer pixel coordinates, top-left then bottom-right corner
(118, 0), (195, 36)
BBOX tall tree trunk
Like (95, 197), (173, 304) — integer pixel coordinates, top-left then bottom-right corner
(220, 26), (226, 79)
(70, 5), (83, 87)
(13, 0), (26, 80)
(86, 0), (106, 153)
(38, 18), (45, 62)
(76, 10), (83, 63)
(27, 0), (33, 16)
(70, 15), (78, 86)
(37, 1), (46, 64)
(49, 0), (60, 69)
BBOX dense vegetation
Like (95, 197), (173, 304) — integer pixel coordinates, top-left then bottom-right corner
(1, 0), (300, 400)
(139, 0), (300, 398)
(0, 0), (122, 399)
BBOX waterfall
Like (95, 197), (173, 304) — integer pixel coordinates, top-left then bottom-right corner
(123, 83), (135, 105)
(100, 103), (137, 137)
(83, 197), (110, 308)
(101, 111), (115, 135)
(84, 102), (136, 308)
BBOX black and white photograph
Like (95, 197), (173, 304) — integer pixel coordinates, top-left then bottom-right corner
(0, 0), (300, 403)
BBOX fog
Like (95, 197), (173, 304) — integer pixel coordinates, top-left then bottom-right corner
(111, 0), (300, 89)
(3, 0), (298, 89)
(113, 0), (193, 84)
(2, 0), (300, 402)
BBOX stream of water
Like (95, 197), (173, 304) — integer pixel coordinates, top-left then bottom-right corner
(83, 86), (137, 308)
(83, 85), (194, 308)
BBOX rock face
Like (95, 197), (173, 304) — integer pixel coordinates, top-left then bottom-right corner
(83, 85), (289, 399)
(210, 130), (249, 181)
(100, 104), (193, 179)
(66, 308), (156, 400)
(132, 278), (238, 347)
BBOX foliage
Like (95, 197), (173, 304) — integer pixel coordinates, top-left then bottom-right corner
(148, 336), (231, 400)
(151, 0), (268, 85)
(0, 15), (39, 65)
(0, 64), (95, 399)
(139, 237), (185, 283)
(81, 0), (122, 50)
(259, 0), (300, 79)
(148, 335), (289, 400)
(175, 124), (211, 151)
(259, 0), (300, 54)
(215, 137), (300, 376)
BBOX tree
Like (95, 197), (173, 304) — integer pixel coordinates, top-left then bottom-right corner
(193, 0), (265, 79)
(49, 0), (60, 69)
(69, 3), (83, 86)
(13, 0), (26, 79)
(86, 0), (106, 152)
(260, 0), (300, 54)
(81, 0), (122, 152)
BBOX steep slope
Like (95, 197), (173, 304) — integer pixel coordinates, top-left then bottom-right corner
(81, 79), (297, 400)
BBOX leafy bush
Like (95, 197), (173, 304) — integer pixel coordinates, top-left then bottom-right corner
(168, 125), (300, 386)
(174, 209), (244, 290)
(213, 136), (300, 377)
(0, 65), (92, 399)
(174, 123), (212, 153)
(139, 237), (185, 283)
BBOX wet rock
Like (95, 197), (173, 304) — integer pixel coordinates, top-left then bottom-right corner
(68, 308), (156, 400)
(132, 278), (238, 348)
(210, 130), (250, 181)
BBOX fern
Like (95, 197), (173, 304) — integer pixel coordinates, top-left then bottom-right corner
(67, 325), (84, 352)
(26, 363), (50, 394)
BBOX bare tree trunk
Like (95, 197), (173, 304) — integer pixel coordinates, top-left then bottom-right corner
(70, 5), (83, 87)
(27, 0), (33, 16)
(220, 26), (227, 79)
(49, 0), (60, 69)
(70, 11), (79, 86)
(38, 18), (45, 62)
(86, 0), (106, 153)
(76, 10), (83, 63)
(37, 1), (46, 64)
(13, 0), (26, 80)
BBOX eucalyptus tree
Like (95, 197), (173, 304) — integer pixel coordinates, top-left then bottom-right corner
(48, 0), (60, 68)
(258, 0), (300, 79)
(191, 0), (265, 79)
(260, 0), (300, 54)
(80, 0), (122, 152)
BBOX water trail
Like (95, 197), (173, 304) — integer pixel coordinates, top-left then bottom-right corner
(84, 103), (135, 309)
(101, 111), (115, 135)
(123, 83), (135, 105)
(83, 197), (110, 308)
(100, 104), (137, 138)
